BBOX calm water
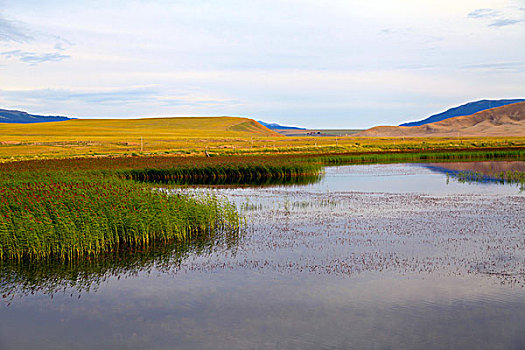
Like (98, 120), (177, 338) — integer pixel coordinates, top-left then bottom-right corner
(1, 162), (524, 349)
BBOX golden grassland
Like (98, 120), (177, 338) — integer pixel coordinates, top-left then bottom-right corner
(0, 117), (524, 161)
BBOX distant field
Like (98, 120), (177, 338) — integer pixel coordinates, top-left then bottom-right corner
(0, 116), (524, 161)
(274, 129), (363, 136)
(0, 117), (280, 159)
(0, 116), (279, 140)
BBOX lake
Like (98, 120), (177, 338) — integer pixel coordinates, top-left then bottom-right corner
(1, 161), (524, 349)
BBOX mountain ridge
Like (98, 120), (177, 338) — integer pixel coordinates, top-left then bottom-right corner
(0, 108), (72, 123)
(356, 101), (525, 137)
(400, 99), (525, 127)
(257, 121), (306, 130)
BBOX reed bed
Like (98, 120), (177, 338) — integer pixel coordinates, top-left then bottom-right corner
(119, 163), (321, 183)
(0, 174), (240, 261)
(312, 149), (525, 165)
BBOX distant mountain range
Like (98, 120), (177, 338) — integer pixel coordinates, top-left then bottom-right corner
(0, 109), (71, 123)
(356, 101), (525, 137)
(400, 99), (525, 127)
(257, 121), (306, 130)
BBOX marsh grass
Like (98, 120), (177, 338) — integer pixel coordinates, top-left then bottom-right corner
(119, 163), (322, 183)
(0, 173), (240, 261)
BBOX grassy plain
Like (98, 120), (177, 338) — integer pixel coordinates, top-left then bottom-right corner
(0, 117), (281, 160)
(0, 117), (524, 161)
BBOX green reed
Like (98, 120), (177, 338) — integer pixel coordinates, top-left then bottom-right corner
(118, 163), (322, 183)
(0, 173), (240, 261)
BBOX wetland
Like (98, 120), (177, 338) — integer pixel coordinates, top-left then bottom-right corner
(1, 160), (524, 349)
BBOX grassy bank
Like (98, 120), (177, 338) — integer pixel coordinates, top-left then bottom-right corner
(2, 147), (524, 171)
(0, 174), (240, 261)
(1, 148), (524, 184)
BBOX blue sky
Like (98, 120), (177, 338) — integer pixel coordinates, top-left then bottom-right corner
(1, 0), (524, 128)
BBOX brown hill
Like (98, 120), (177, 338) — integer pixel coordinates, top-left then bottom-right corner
(355, 102), (525, 137)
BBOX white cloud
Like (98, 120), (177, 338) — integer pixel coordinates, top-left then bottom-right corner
(0, 16), (32, 42)
(1, 49), (69, 64)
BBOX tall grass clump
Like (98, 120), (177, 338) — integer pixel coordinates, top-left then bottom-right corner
(0, 174), (240, 261)
(118, 163), (322, 183)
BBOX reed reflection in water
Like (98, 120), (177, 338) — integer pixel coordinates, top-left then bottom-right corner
(0, 227), (242, 302)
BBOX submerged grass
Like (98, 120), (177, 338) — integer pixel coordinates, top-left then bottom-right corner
(0, 173), (240, 261)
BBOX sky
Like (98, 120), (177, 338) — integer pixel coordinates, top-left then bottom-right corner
(0, 0), (524, 128)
